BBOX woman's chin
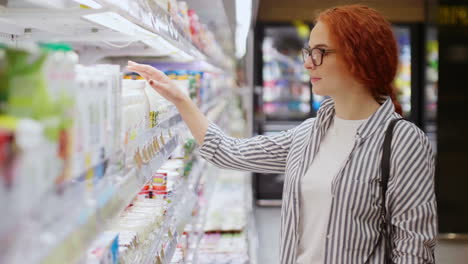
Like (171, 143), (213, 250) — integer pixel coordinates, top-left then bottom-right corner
(312, 85), (327, 96)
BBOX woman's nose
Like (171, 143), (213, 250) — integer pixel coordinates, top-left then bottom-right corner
(303, 57), (315, 70)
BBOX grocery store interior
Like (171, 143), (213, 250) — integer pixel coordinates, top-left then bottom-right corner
(1, 0), (468, 263)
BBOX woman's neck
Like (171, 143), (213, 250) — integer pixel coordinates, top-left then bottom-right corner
(331, 92), (381, 121)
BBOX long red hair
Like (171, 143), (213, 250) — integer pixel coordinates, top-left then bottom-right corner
(317, 5), (403, 115)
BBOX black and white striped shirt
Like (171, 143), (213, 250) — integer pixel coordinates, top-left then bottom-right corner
(200, 97), (437, 263)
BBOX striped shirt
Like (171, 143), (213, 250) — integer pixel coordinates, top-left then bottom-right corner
(199, 97), (437, 264)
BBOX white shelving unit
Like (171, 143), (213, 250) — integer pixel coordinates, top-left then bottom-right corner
(0, 0), (242, 264)
(1, 112), (184, 264)
(0, 0), (233, 70)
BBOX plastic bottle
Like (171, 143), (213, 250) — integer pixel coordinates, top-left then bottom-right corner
(14, 119), (47, 214)
(144, 81), (171, 127)
(122, 80), (148, 170)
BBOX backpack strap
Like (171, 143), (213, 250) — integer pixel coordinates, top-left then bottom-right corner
(380, 118), (404, 264)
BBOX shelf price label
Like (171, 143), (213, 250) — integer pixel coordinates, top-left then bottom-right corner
(134, 149), (143, 169)
(153, 137), (161, 151)
(160, 247), (165, 261)
(156, 255), (162, 264)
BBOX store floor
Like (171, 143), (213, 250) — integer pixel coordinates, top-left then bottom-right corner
(254, 206), (468, 264)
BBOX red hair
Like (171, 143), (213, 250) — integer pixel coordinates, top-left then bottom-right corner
(317, 5), (403, 115)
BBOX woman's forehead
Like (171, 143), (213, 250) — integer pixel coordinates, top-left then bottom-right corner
(308, 21), (331, 47)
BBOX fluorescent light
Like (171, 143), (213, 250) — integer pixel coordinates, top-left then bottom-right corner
(73, 0), (102, 9)
(235, 0), (252, 58)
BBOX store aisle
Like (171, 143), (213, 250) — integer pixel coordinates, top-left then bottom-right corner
(255, 207), (468, 264)
(255, 207), (281, 264)
(436, 241), (468, 263)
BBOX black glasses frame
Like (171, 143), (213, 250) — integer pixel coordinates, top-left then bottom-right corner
(302, 46), (336, 66)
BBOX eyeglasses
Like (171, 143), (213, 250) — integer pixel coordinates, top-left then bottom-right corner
(302, 46), (336, 66)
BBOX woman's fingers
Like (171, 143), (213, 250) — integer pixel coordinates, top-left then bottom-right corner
(127, 66), (150, 80)
(127, 62), (166, 81)
(149, 79), (161, 89)
(127, 62), (181, 103)
(149, 79), (162, 92)
(127, 65), (150, 77)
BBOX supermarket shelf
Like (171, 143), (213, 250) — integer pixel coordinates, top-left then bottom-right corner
(190, 171), (252, 263)
(0, 110), (184, 264)
(184, 164), (219, 264)
(184, 0), (235, 56)
(184, 209), (206, 264)
(245, 174), (258, 264)
(0, 0), (231, 70)
(49, 134), (182, 264)
(206, 99), (228, 123)
(6, 0), (71, 9)
(188, 158), (207, 193)
(201, 98), (219, 114)
(140, 159), (206, 264)
(1, 2), (238, 262)
(163, 232), (179, 264)
(158, 111), (183, 129)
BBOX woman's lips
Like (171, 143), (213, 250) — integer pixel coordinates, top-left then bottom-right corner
(311, 78), (322, 83)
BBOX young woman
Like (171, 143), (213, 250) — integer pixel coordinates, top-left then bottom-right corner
(127, 4), (437, 264)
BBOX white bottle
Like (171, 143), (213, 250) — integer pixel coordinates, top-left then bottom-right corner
(14, 119), (47, 214)
(144, 82), (170, 126)
(122, 80), (148, 170)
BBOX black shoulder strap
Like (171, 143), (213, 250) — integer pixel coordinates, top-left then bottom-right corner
(381, 118), (404, 203)
(380, 118), (404, 264)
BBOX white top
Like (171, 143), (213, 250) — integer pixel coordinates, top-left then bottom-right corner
(297, 115), (368, 264)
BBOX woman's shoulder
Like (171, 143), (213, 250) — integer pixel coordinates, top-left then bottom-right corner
(391, 116), (433, 156)
(301, 117), (317, 127)
(392, 117), (426, 139)
(286, 118), (317, 140)
(295, 118), (317, 132)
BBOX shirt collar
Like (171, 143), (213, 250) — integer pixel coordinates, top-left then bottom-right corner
(315, 96), (396, 140)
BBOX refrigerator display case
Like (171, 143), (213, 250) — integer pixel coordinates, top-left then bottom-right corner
(393, 26), (413, 118)
(425, 27), (438, 152)
(261, 26), (313, 121)
(254, 23), (316, 205)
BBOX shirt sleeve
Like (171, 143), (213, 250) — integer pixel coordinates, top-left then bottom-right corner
(199, 121), (302, 174)
(388, 121), (438, 263)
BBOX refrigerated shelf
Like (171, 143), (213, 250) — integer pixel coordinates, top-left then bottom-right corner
(140, 157), (208, 264)
(0, 1), (239, 263)
(0, 0), (231, 71)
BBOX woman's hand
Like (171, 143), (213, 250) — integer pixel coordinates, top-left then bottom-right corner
(126, 61), (189, 105)
(127, 61), (209, 144)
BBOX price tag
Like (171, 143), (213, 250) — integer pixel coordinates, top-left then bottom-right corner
(153, 137), (161, 151)
(134, 149), (143, 169)
(85, 152), (93, 190)
(145, 144), (154, 159)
